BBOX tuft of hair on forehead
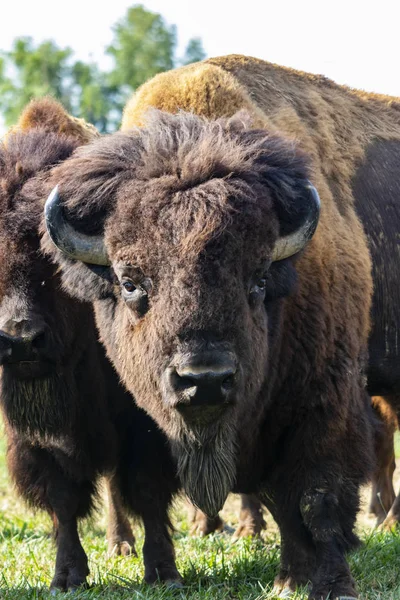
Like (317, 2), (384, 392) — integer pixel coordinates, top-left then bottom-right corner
(133, 108), (257, 182)
(120, 109), (311, 200)
(50, 108), (310, 245)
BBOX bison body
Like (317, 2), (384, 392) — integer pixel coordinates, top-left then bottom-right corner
(0, 101), (180, 590)
(41, 55), (400, 599)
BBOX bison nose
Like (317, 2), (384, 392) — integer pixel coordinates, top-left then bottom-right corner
(0, 322), (49, 364)
(166, 355), (237, 414)
(176, 364), (236, 398)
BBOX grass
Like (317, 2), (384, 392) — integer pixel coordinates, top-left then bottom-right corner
(0, 432), (399, 599)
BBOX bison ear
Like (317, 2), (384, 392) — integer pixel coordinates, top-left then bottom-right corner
(270, 179), (320, 262)
(7, 97), (99, 145)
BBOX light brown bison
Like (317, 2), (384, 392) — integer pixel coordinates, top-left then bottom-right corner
(41, 54), (400, 598)
(124, 56), (400, 534)
(0, 99), (180, 589)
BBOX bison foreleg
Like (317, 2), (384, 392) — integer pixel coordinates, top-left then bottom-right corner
(233, 494), (266, 539)
(300, 488), (358, 600)
(261, 493), (315, 596)
(6, 438), (92, 591)
(187, 499), (224, 536)
(50, 515), (89, 591)
(142, 514), (182, 586)
(105, 474), (137, 557)
(381, 490), (400, 530)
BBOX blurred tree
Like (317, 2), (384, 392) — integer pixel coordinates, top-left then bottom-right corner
(180, 38), (206, 66)
(71, 61), (119, 132)
(0, 5), (206, 133)
(107, 4), (207, 106)
(107, 4), (176, 91)
(0, 37), (73, 126)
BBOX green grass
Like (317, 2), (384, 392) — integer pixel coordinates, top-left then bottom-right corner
(0, 433), (399, 599)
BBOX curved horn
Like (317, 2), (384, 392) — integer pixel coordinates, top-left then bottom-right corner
(272, 182), (321, 262)
(44, 185), (110, 266)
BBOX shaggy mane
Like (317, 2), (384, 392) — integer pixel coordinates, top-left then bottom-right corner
(50, 108), (310, 250)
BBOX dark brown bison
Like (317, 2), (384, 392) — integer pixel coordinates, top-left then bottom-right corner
(42, 100), (374, 600)
(0, 99), (180, 590)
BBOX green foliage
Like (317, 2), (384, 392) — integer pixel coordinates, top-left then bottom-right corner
(107, 5), (176, 92)
(0, 5), (207, 133)
(0, 37), (73, 126)
(180, 37), (207, 66)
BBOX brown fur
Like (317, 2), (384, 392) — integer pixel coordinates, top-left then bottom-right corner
(4, 97), (99, 145)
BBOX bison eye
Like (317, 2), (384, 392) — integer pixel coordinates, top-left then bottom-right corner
(255, 277), (267, 291)
(120, 277), (151, 317)
(122, 280), (136, 294)
(249, 274), (268, 307)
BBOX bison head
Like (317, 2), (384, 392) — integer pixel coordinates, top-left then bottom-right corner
(0, 99), (98, 433)
(43, 110), (320, 515)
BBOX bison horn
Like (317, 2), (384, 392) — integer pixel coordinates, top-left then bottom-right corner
(44, 185), (110, 266)
(272, 182), (321, 262)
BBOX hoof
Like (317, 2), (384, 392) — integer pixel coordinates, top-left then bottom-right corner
(278, 588), (294, 598)
(50, 574), (88, 593)
(232, 524), (263, 540)
(380, 514), (399, 532)
(165, 579), (184, 589)
(190, 515), (224, 537)
(108, 540), (137, 558)
(144, 569), (183, 587)
(272, 584), (295, 598)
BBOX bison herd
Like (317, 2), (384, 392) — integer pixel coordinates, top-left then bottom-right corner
(0, 54), (399, 599)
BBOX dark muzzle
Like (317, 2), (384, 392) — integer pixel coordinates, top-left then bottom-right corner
(164, 351), (238, 422)
(0, 323), (49, 365)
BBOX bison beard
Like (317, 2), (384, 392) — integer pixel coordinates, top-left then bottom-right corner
(1, 370), (75, 437)
(171, 418), (238, 517)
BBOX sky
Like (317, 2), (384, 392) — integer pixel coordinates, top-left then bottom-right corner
(1, 0), (399, 96)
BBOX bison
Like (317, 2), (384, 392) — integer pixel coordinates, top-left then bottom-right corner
(0, 99), (180, 590)
(42, 100), (374, 600)
(124, 55), (400, 533)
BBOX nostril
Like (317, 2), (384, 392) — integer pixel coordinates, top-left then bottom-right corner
(169, 369), (197, 393)
(31, 331), (47, 351)
(222, 374), (235, 391)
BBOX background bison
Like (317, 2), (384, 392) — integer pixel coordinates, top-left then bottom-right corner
(0, 99), (181, 590)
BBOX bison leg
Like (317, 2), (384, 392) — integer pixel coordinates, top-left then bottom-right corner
(233, 494), (266, 539)
(50, 515), (90, 591)
(105, 474), (137, 557)
(261, 494), (315, 596)
(188, 499), (224, 536)
(300, 488), (358, 600)
(142, 513), (182, 586)
(382, 491), (400, 530)
(369, 397), (397, 524)
(7, 438), (92, 591)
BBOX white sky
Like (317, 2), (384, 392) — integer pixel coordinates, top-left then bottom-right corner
(1, 0), (399, 96)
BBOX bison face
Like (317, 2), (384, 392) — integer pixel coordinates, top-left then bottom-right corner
(43, 110), (319, 514)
